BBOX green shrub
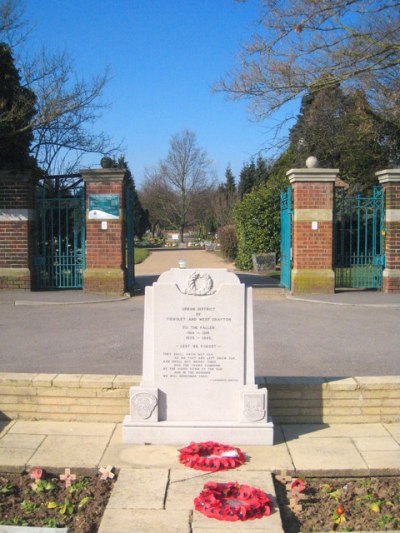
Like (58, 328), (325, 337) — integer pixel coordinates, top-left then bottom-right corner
(234, 176), (289, 270)
(218, 225), (238, 261)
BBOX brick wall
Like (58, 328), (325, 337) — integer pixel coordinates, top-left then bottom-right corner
(377, 172), (400, 292)
(0, 373), (398, 424)
(292, 222), (333, 269)
(292, 182), (334, 210)
(82, 169), (126, 295)
(85, 180), (124, 270)
(0, 173), (34, 289)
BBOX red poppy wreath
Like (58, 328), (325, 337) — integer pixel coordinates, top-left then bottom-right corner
(194, 481), (273, 521)
(179, 441), (245, 471)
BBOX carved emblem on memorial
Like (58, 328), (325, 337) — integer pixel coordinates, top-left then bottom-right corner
(184, 271), (216, 296)
(243, 393), (266, 422)
(132, 392), (158, 420)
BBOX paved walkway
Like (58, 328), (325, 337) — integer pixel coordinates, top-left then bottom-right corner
(0, 419), (399, 532)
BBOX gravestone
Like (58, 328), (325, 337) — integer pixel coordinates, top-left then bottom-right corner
(123, 268), (274, 444)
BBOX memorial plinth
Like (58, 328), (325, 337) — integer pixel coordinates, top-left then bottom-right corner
(123, 268), (274, 444)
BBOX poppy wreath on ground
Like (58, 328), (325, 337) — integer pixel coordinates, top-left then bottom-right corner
(178, 441), (245, 471)
(194, 481), (273, 521)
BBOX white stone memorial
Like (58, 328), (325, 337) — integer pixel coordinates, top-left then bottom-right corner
(123, 268), (274, 444)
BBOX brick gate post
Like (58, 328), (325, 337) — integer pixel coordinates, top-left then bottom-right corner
(0, 171), (34, 290)
(81, 168), (127, 295)
(376, 169), (400, 293)
(287, 164), (338, 294)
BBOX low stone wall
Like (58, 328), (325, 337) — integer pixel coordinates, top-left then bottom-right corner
(0, 373), (399, 424)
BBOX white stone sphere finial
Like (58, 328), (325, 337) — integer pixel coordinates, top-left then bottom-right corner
(306, 156), (319, 168)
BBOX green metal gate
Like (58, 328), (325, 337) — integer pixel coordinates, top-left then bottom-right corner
(280, 186), (292, 289)
(333, 186), (385, 289)
(124, 180), (135, 293)
(33, 177), (86, 290)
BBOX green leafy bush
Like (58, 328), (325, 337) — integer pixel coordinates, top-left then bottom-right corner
(234, 157), (289, 270)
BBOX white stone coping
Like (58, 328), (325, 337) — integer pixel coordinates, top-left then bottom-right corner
(376, 169), (400, 183)
(80, 168), (126, 182)
(385, 209), (400, 222)
(293, 209), (332, 222)
(286, 168), (339, 183)
(0, 209), (34, 221)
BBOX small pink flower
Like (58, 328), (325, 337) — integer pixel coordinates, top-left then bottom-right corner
(290, 479), (305, 493)
(30, 468), (43, 480)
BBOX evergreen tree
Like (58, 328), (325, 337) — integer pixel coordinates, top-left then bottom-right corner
(116, 156), (149, 239)
(238, 160), (256, 199)
(213, 165), (238, 227)
(224, 165), (236, 193)
(0, 42), (37, 170)
(255, 156), (270, 187)
(289, 84), (400, 191)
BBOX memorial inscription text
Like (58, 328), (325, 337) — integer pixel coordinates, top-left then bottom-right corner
(159, 305), (239, 382)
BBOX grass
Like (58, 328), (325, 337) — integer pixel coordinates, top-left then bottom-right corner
(134, 247), (150, 264)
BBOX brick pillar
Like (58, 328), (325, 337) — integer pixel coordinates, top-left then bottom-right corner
(81, 168), (127, 295)
(287, 167), (338, 294)
(376, 169), (400, 293)
(0, 171), (34, 290)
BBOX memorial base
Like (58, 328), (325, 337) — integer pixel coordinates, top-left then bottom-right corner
(122, 416), (274, 445)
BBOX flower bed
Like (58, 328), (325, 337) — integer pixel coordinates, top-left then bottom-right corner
(274, 474), (400, 532)
(0, 469), (116, 531)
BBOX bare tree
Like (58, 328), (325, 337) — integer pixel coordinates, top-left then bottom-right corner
(217, 0), (400, 126)
(0, 0), (119, 175)
(141, 130), (216, 242)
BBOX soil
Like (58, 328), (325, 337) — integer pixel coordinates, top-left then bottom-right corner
(0, 469), (116, 532)
(274, 475), (400, 532)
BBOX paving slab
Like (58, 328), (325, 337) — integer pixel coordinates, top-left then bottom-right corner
(282, 423), (389, 441)
(8, 420), (116, 436)
(193, 515), (283, 531)
(0, 433), (45, 449)
(168, 470), (277, 511)
(186, 472), (282, 532)
(27, 435), (110, 469)
(286, 437), (368, 475)
(0, 420), (15, 437)
(0, 447), (35, 472)
(384, 423), (400, 443)
(0, 526), (71, 533)
(235, 444), (293, 473)
(100, 423), (181, 468)
(98, 509), (190, 533)
(352, 436), (400, 451)
(106, 468), (169, 510)
(360, 450), (400, 474)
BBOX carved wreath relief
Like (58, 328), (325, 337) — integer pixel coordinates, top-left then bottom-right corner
(132, 392), (158, 420)
(184, 272), (216, 296)
(243, 393), (266, 422)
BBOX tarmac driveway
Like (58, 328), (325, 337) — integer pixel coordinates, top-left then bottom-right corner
(1, 248), (399, 377)
(1, 290), (399, 377)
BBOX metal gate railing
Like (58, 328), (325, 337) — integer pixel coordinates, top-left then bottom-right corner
(33, 179), (86, 290)
(280, 186), (292, 289)
(334, 186), (385, 289)
(124, 180), (135, 293)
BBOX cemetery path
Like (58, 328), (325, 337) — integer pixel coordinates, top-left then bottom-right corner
(135, 248), (236, 275)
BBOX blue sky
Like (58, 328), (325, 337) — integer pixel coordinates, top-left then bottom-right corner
(24, 0), (294, 186)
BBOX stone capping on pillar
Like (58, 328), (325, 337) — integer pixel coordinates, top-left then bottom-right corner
(376, 169), (400, 183)
(286, 168), (339, 182)
(80, 168), (126, 182)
